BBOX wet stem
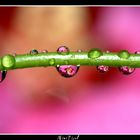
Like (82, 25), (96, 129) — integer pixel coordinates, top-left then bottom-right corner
(0, 49), (140, 71)
(0, 48), (139, 82)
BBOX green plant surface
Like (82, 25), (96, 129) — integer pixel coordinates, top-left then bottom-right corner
(0, 49), (140, 71)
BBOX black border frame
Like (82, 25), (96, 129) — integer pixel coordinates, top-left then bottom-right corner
(0, 2), (139, 137)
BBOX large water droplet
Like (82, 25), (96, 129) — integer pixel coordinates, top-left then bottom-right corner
(57, 46), (70, 55)
(2, 55), (15, 69)
(30, 49), (38, 54)
(0, 71), (7, 83)
(56, 65), (79, 78)
(118, 66), (135, 75)
(96, 65), (109, 73)
(118, 50), (130, 59)
(88, 48), (102, 59)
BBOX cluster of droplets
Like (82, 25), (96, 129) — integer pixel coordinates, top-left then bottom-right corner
(56, 46), (80, 78)
(48, 47), (137, 76)
(95, 50), (137, 75)
(87, 48), (137, 75)
(117, 50), (136, 75)
(96, 50), (109, 73)
(29, 46), (80, 78)
(0, 47), (139, 83)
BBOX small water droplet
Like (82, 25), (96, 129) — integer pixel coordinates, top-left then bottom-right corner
(118, 66), (135, 75)
(13, 53), (16, 56)
(30, 49), (38, 54)
(106, 50), (110, 53)
(118, 50), (130, 59)
(56, 65), (79, 78)
(0, 71), (7, 83)
(88, 48), (103, 59)
(57, 46), (70, 55)
(96, 65), (109, 73)
(135, 51), (140, 54)
(42, 50), (48, 53)
(77, 49), (83, 52)
(49, 58), (55, 66)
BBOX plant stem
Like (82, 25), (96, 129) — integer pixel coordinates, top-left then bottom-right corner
(1, 50), (140, 71)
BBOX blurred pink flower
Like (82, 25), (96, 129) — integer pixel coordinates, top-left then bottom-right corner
(94, 7), (140, 51)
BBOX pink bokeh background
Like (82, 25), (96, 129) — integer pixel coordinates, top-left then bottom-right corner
(0, 7), (140, 133)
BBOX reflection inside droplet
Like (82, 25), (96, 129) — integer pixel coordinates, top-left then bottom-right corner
(56, 65), (79, 78)
(118, 66), (135, 75)
(96, 65), (109, 73)
(42, 50), (48, 53)
(57, 46), (70, 55)
(30, 49), (38, 54)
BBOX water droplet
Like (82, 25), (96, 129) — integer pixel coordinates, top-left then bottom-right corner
(118, 50), (130, 59)
(135, 51), (140, 54)
(77, 49), (83, 52)
(106, 50), (110, 53)
(56, 65), (79, 78)
(13, 53), (16, 56)
(96, 65), (109, 73)
(30, 49), (38, 54)
(57, 46), (70, 55)
(49, 58), (55, 66)
(0, 71), (7, 83)
(2, 55), (15, 69)
(88, 48), (103, 59)
(42, 50), (48, 53)
(118, 66), (135, 75)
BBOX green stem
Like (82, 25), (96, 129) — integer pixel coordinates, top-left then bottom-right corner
(1, 49), (140, 71)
